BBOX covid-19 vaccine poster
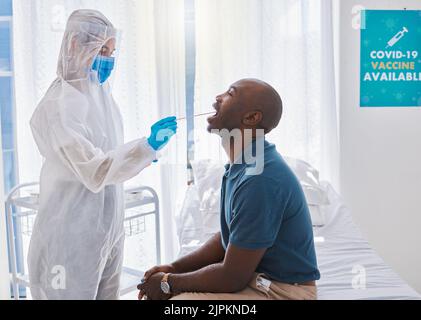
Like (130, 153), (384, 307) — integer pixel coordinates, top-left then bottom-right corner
(360, 10), (421, 107)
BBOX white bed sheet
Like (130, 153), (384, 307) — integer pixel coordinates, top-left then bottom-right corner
(176, 183), (421, 300)
(314, 182), (420, 300)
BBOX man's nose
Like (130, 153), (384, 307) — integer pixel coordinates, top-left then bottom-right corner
(215, 95), (222, 103)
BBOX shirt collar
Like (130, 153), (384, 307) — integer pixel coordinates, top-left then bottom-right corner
(224, 137), (266, 180)
(224, 162), (243, 180)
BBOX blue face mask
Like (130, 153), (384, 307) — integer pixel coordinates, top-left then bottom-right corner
(91, 55), (115, 85)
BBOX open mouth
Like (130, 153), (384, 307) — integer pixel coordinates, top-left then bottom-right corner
(207, 104), (220, 122)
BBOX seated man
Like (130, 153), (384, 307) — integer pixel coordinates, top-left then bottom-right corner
(138, 78), (320, 300)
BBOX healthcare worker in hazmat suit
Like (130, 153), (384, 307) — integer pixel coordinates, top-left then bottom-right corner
(28, 9), (177, 299)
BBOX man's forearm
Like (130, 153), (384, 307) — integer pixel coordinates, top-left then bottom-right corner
(169, 263), (246, 294)
(171, 232), (225, 274)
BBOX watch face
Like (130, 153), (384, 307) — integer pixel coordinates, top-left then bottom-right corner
(161, 281), (170, 294)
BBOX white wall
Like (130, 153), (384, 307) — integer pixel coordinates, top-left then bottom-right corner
(338, 0), (421, 293)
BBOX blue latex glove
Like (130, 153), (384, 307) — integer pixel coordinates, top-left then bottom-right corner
(147, 116), (178, 151)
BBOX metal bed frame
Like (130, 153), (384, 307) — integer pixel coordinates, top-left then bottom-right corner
(5, 182), (160, 299)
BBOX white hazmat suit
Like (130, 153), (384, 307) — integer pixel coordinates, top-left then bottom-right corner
(28, 9), (157, 299)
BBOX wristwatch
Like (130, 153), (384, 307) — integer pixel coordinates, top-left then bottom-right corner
(160, 273), (172, 294)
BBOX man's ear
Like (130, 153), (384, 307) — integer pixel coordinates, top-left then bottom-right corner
(243, 110), (263, 127)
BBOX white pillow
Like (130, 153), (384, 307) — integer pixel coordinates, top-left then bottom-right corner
(190, 160), (225, 234)
(283, 157), (329, 206)
(300, 184), (329, 206)
(199, 188), (221, 234)
(308, 205), (325, 227)
(283, 157), (320, 184)
(190, 159), (225, 202)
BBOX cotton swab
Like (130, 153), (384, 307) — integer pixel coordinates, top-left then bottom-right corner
(176, 111), (215, 121)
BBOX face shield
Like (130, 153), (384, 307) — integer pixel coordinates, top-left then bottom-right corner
(56, 9), (120, 86)
(90, 33), (121, 86)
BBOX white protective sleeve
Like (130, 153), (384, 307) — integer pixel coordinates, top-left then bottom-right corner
(53, 130), (156, 193)
(32, 107), (157, 193)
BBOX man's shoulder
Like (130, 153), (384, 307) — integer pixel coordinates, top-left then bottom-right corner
(252, 149), (292, 179)
(237, 161), (286, 193)
(239, 151), (300, 192)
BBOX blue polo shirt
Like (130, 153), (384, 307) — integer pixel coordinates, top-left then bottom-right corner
(220, 139), (320, 284)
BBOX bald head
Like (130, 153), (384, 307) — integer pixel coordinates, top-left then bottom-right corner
(208, 78), (283, 135)
(233, 79), (283, 133)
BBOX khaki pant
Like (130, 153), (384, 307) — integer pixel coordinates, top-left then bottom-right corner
(171, 273), (317, 300)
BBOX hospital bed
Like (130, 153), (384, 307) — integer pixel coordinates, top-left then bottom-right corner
(176, 159), (421, 300)
(5, 183), (160, 300)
